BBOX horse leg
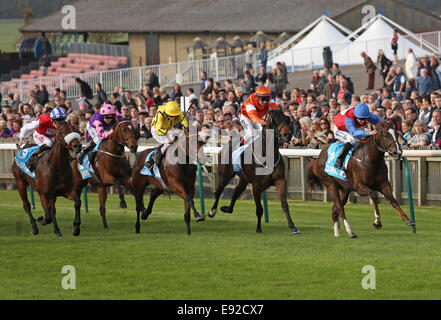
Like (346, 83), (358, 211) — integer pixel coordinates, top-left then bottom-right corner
(49, 198), (62, 237)
(208, 166), (235, 218)
(379, 181), (414, 226)
(72, 193), (81, 236)
(134, 179), (148, 234)
(37, 194), (52, 226)
(274, 178), (299, 234)
(220, 175), (248, 214)
(370, 191), (382, 229)
(143, 187), (163, 220)
(328, 184), (356, 238)
(115, 179), (127, 209)
(252, 186), (264, 233)
(184, 200), (191, 235)
(98, 186), (108, 228)
(187, 186), (204, 222)
(16, 178), (38, 235)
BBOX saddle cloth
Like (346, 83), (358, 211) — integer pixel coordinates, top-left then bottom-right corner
(324, 142), (356, 181)
(14, 145), (40, 178)
(77, 140), (102, 180)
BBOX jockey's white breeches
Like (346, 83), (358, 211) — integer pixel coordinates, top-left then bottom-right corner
(333, 126), (357, 145)
(33, 131), (54, 147)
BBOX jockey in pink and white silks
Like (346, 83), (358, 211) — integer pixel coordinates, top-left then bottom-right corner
(77, 104), (125, 164)
(332, 103), (383, 170)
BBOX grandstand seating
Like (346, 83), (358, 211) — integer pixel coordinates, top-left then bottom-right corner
(1, 53), (129, 101)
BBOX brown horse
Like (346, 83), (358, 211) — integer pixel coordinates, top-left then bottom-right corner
(12, 121), (83, 237)
(307, 117), (415, 238)
(207, 109), (300, 234)
(132, 124), (208, 235)
(72, 119), (138, 228)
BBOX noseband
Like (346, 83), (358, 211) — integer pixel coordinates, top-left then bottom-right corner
(114, 120), (136, 147)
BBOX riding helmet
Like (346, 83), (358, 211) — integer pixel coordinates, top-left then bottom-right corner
(255, 86), (271, 97)
(164, 101), (181, 117)
(50, 107), (66, 120)
(354, 103), (371, 119)
(100, 104), (116, 115)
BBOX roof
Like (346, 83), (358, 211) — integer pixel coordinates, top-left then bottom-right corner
(21, 0), (365, 33)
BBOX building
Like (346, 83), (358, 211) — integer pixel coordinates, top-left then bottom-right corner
(21, 0), (441, 67)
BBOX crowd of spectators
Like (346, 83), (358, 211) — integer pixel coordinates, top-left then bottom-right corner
(1, 52), (441, 150)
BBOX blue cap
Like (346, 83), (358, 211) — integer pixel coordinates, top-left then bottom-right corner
(50, 107), (66, 120)
(354, 103), (371, 119)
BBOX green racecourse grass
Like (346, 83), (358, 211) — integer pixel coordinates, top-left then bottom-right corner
(1, 189), (441, 300)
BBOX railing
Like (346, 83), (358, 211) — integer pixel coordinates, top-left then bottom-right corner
(0, 53), (248, 103)
(1, 142), (441, 206)
(68, 43), (130, 59)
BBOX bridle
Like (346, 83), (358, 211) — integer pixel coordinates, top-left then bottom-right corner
(115, 120), (136, 147)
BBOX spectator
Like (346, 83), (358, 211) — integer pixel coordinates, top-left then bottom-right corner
(67, 111), (81, 133)
(159, 87), (170, 105)
(241, 70), (254, 96)
(134, 93), (147, 112)
(259, 42), (268, 71)
(255, 66), (267, 86)
(200, 71), (208, 95)
(64, 100), (74, 116)
(418, 95), (434, 125)
(430, 110), (441, 148)
(307, 102), (322, 120)
(384, 68), (396, 92)
(406, 120), (431, 148)
(245, 44), (254, 70)
(120, 105), (130, 119)
(0, 120), (11, 138)
(332, 63), (342, 78)
(401, 120), (413, 144)
(214, 89), (227, 109)
(187, 88), (198, 102)
(404, 79), (416, 100)
(323, 74), (336, 99)
(146, 69), (160, 90)
(96, 83), (107, 106)
(391, 29), (399, 65)
(130, 107), (139, 123)
(11, 119), (22, 138)
(417, 68), (432, 96)
(111, 92), (122, 112)
(377, 49), (393, 87)
(266, 70), (276, 98)
(299, 116), (312, 146)
(140, 116), (153, 139)
(361, 51), (376, 90)
(75, 77), (93, 105)
(429, 56), (440, 91)
(171, 83), (183, 101)
(319, 118), (335, 144)
(124, 90), (137, 109)
(274, 68), (287, 98)
(336, 79), (352, 104)
(405, 49), (417, 80)
(404, 107), (418, 123)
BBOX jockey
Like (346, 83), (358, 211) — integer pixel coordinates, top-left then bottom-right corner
(239, 85), (279, 143)
(77, 103), (124, 164)
(19, 107), (67, 171)
(146, 101), (188, 170)
(333, 103), (384, 170)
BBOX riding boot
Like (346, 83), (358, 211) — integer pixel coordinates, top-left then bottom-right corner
(146, 147), (163, 171)
(26, 144), (50, 172)
(334, 142), (353, 170)
(77, 141), (96, 164)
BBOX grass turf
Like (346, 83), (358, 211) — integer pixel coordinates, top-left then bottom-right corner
(0, 189), (440, 300)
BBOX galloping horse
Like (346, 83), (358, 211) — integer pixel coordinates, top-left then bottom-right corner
(72, 119), (138, 228)
(132, 124), (208, 235)
(12, 121), (83, 237)
(307, 117), (415, 238)
(208, 109), (300, 234)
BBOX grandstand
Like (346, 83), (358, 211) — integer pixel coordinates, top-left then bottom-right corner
(0, 53), (128, 101)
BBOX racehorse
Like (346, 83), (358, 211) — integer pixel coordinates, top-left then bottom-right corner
(207, 109), (300, 234)
(12, 121), (82, 237)
(307, 117), (415, 238)
(72, 119), (138, 228)
(132, 124), (208, 235)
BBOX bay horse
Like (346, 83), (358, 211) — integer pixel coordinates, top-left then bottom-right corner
(72, 119), (138, 228)
(132, 124), (208, 235)
(307, 117), (415, 238)
(12, 121), (83, 237)
(207, 109), (300, 234)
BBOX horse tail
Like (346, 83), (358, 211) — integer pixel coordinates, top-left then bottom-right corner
(306, 158), (323, 191)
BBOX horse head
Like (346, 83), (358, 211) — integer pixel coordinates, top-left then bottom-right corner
(375, 116), (403, 160)
(265, 109), (292, 145)
(113, 119), (138, 153)
(56, 121), (82, 155)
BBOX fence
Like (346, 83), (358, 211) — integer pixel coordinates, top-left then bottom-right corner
(68, 43), (130, 59)
(0, 52), (249, 103)
(1, 141), (441, 206)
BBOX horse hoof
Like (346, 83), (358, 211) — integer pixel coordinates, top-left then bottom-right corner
(120, 202), (127, 209)
(256, 228), (262, 233)
(349, 233), (358, 238)
(56, 233), (63, 238)
(291, 228), (300, 234)
(31, 228), (39, 235)
(141, 209), (149, 220)
(135, 228), (140, 234)
(406, 220), (415, 226)
(195, 216), (205, 222)
(37, 216), (47, 226)
(221, 206), (233, 214)
(207, 209), (216, 218)
(372, 222), (382, 229)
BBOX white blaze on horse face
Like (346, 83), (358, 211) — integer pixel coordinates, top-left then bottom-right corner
(388, 128), (401, 156)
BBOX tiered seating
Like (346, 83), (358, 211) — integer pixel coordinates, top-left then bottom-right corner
(1, 53), (129, 101)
